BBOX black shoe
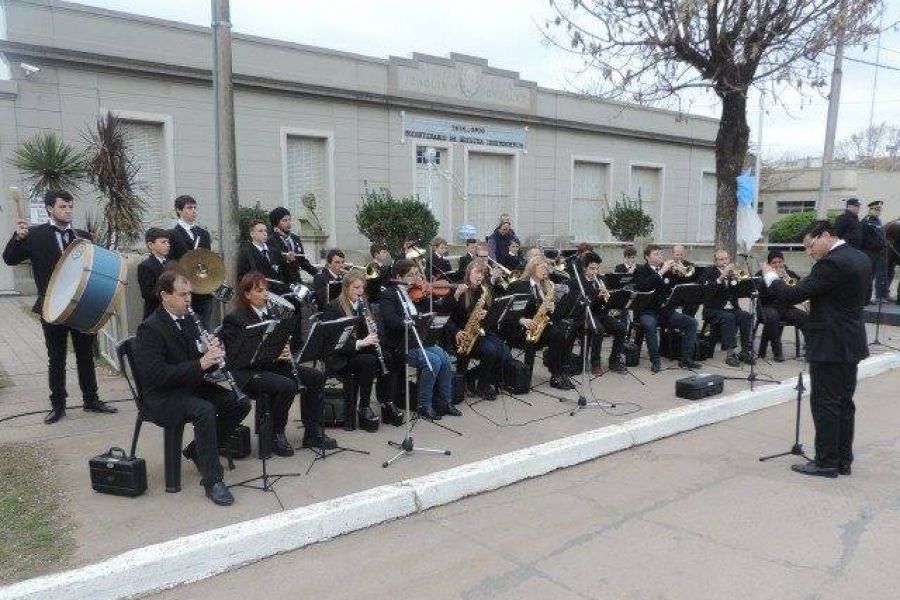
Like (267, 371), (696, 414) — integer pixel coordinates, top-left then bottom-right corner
(650, 359), (661, 374)
(417, 407), (441, 420)
(465, 378), (478, 397)
(773, 354), (786, 363)
(679, 359), (702, 370)
(358, 406), (380, 432)
(725, 353), (740, 367)
(302, 427), (338, 450)
(83, 399), (118, 414)
(204, 481), (235, 506)
(271, 433), (294, 457)
(477, 385), (498, 401)
(549, 375), (575, 390)
(839, 464), (852, 476)
(44, 407), (65, 424)
(790, 461), (838, 478)
(608, 361), (626, 374)
(381, 403), (404, 426)
(182, 443), (199, 469)
(440, 404), (462, 417)
(738, 350), (754, 365)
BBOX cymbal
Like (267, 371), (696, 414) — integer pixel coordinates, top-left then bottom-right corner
(178, 248), (225, 295)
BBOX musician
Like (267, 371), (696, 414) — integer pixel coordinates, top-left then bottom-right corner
(506, 256), (577, 390)
(565, 242), (594, 279)
(168, 195), (213, 329)
(700, 250), (754, 367)
(429, 237), (453, 280)
(138, 228), (172, 320)
(579, 252), (627, 375)
(219, 272), (336, 452)
(860, 200), (886, 303)
(3, 190), (116, 424)
(834, 197), (862, 249)
(613, 246), (638, 275)
(133, 271), (252, 505)
(446, 259), (515, 401)
(268, 206), (318, 285)
(500, 239), (525, 272)
(379, 259), (460, 419)
(761, 220), (871, 477)
(457, 238), (478, 276)
(756, 251), (807, 362)
(313, 249), (346, 309)
(366, 242), (393, 295)
(670, 245), (700, 317)
(633, 244), (702, 373)
(236, 220), (286, 291)
(322, 270), (403, 430)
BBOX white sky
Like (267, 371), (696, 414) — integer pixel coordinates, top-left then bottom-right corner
(12, 0), (900, 159)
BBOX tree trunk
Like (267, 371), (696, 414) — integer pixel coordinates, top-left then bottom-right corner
(714, 90), (750, 258)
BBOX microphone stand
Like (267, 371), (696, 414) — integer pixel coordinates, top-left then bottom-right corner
(383, 286), (453, 468)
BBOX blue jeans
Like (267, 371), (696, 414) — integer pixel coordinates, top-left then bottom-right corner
(408, 345), (454, 410)
(639, 309), (697, 361)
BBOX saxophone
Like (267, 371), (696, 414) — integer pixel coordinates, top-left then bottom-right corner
(525, 285), (554, 344)
(457, 286), (488, 356)
(360, 299), (389, 376)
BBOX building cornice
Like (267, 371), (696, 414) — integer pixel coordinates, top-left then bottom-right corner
(0, 39), (715, 149)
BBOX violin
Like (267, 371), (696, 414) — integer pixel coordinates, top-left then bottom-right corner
(406, 279), (458, 302)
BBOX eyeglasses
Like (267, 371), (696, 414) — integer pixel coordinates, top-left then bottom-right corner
(803, 234), (821, 251)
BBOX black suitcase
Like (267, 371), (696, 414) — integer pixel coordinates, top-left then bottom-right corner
(453, 373), (466, 405)
(89, 447), (147, 498)
(224, 425), (251, 459)
(321, 387), (346, 427)
(502, 358), (531, 394)
(675, 374), (725, 400)
(623, 341), (640, 367)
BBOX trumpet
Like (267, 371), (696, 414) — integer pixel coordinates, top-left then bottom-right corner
(483, 256), (516, 289)
(670, 261), (695, 278)
(721, 263), (750, 281)
(364, 261), (382, 280)
(777, 269), (797, 286)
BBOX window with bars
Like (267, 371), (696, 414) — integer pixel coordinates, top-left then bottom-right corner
(776, 200), (816, 214)
(120, 119), (167, 227)
(466, 152), (513, 241)
(285, 135), (328, 232)
(757, 201), (764, 215)
(570, 161), (610, 242)
(416, 146), (442, 165)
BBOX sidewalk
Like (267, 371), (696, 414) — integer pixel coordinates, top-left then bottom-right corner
(1, 294), (898, 582)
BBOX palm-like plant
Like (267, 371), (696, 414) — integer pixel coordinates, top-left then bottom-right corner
(9, 132), (84, 199)
(83, 112), (146, 250)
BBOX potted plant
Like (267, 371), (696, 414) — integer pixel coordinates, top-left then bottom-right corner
(356, 186), (439, 257)
(602, 192), (654, 242)
(9, 131), (84, 202)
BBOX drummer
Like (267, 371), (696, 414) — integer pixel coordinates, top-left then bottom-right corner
(3, 190), (118, 424)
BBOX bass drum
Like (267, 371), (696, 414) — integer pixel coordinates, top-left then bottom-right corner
(42, 239), (127, 334)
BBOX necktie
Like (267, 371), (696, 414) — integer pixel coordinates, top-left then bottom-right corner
(55, 228), (72, 249)
(189, 226), (200, 248)
(262, 248), (270, 263)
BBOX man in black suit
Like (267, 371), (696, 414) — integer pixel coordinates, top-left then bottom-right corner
(267, 206), (318, 286)
(3, 190), (117, 424)
(456, 238), (478, 277)
(137, 228), (171, 320)
(633, 244), (702, 373)
(429, 237), (453, 280)
(236, 219), (286, 292)
(313, 249), (346, 310)
(168, 195), (214, 329)
(833, 197), (862, 250)
(700, 250), (754, 367)
(756, 250), (807, 362)
(613, 245), (638, 275)
(134, 271), (252, 505)
(580, 252), (627, 375)
(761, 220), (871, 478)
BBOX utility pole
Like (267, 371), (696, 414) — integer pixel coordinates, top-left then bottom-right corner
(754, 92), (764, 213)
(817, 2), (847, 219)
(212, 0), (239, 285)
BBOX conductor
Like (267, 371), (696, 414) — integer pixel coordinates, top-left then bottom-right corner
(761, 220), (871, 478)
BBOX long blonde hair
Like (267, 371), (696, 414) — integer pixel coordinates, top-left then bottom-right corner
(338, 270), (367, 316)
(519, 256), (554, 296)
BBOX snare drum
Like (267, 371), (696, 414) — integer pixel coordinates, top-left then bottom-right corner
(42, 239), (127, 333)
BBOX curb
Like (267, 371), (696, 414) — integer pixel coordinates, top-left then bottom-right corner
(3, 352), (899, 600)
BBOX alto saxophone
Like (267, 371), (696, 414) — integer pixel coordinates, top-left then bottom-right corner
(457, 286), (489, 356)
(360, 299), (389, 376)
(525, 285), (554, 344)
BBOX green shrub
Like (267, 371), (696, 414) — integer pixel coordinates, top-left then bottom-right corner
(767, 210), (838, 244)
(238, 202), (270, 243)
(602, 193), (654, 242)
(356, 187), (439, 256)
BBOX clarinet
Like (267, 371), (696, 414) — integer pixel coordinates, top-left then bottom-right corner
(360, 300), (389, 376)
(186, 308), (247, 402)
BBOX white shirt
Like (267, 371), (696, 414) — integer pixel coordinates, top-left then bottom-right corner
(178, 219), (200, 248)
(51, 220), (73, 252)
(153, 254), (167, 265)
(529, 278), (544, 299)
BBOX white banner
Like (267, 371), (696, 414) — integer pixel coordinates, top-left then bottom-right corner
(402, 113), (526, 150)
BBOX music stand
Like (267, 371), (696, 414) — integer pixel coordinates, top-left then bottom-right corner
(604, 272), (633, 290)
(295, 317), (370, 473)
(227, 317), (302, 498)
(383, 296), (453, 468)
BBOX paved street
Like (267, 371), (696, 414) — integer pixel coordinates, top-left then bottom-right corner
(156, 368), (900, 600)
